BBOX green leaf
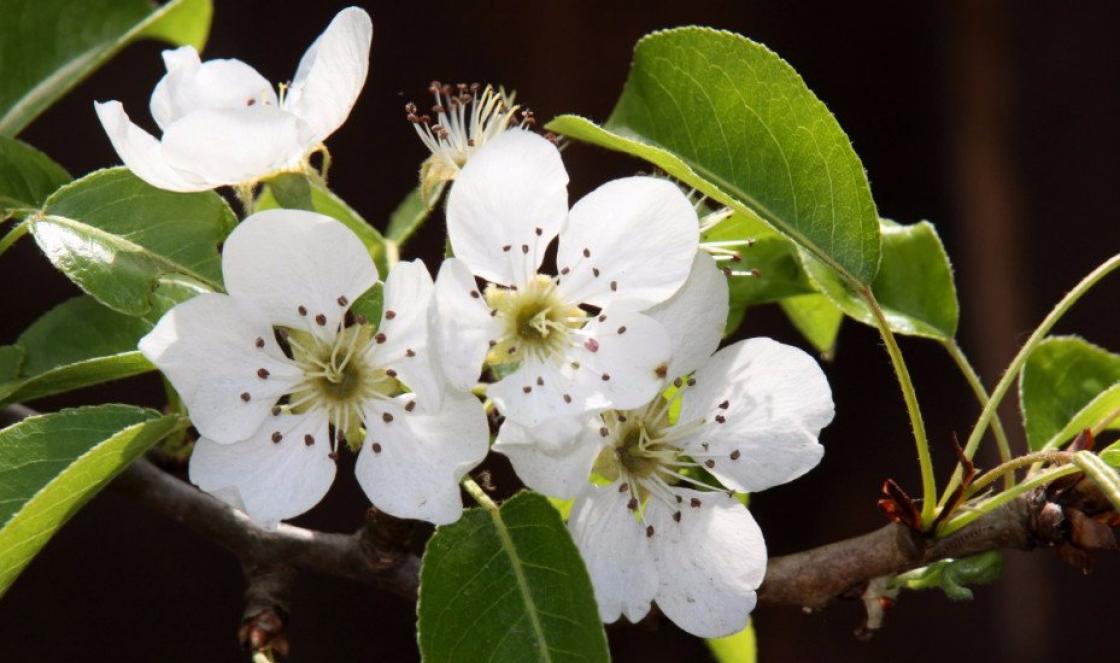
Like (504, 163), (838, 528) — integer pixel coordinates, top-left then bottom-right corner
(31, 168), (234, 315)
(780, 294), (843, 358)
(803, 219), (959, 340)
(1019, 336), (1120, 450)
(385, 186), (431, 246)
(418, 491), (609, 663)
(0, 0), (213, 136)
(0, 287), (201, 404)
(257, 173), (389, 275)
(0, 136), (70, 213)
(707, 620), (757, 663)
(1071, 451), (1120, 513)
(547, 27), (881, 285)
(0, 405), (181, 596)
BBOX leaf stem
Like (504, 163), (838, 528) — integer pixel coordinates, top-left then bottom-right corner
(859, 287), (936, 525)
(942, 339), (1015, 492)
(462, 476), (498, 512)
(965, 450), (1071, 497)
(942, 253), (1120, 507)
(0, 219), (29, 257)
(937, 464), (1080, 537)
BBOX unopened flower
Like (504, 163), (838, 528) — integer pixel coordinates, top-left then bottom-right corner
(495, 254), (834, 637)
(95, 7), (372, 192)
(431, 129), (699, 429)
(140, 209), (488, 527)
(406, 82), (532, 206)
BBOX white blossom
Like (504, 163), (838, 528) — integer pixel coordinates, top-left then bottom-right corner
(431, 129), (700, 430)
(95, 7), (372, 192)
(495, 253), (834, 637)
(139, 209), (488, 527)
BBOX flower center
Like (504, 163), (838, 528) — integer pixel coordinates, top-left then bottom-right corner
(485, 275), (585, 364)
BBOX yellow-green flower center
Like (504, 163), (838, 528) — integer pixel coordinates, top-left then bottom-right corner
(485, 275), (585, 364)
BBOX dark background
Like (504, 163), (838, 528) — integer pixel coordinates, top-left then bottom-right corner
(2, 0), (1119, 661)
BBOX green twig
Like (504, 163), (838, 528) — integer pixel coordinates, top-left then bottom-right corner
(943, 253), (1120, 506)
(937, 464), (1080, 537)
(859, 286), (936, 525)
(942, 339), (1015, 494)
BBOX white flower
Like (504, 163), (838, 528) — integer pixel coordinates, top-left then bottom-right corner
(432, 129), (700, 429)
(494, 253), (835, 637)
(94, 7), (372, 192)
(406, 82), (531, 206)
(139, 209), (488, 527)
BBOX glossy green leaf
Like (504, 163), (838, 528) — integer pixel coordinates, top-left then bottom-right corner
(780, 294), (843, 358)
(1020, 336), (1120, 450)
(418, 491), (609, 663)
(31, 168), (233, 315)
(0, 286), (200, 404)
(804, 219), (958, 340)
(385, 186), (431, 246)
(0, 136), (70, 213)
(0, 0), (213, 136)
(548, 27), (881, 285)
(257, 173), (388, 275)
(0, 405), (181, 596)
(707, 620), (757, 663)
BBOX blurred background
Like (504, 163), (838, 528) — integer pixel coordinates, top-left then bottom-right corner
(2, 0), (1118, 660)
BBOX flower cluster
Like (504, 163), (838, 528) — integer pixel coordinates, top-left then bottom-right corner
(105, 6), (835, 639)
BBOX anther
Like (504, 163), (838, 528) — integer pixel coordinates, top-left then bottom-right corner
(617, 414), (627, 422)
(298, 305), (308, 316)
(592, 267), (600, 277)
(271, 431), (282, 443)
(598, 314), (606, 322)
(617, 326), (627, 334)
(315, 313), (327, 326)
(645, 525), (655, 538)
(406, 348), (416, 357)
(730, 449), (741, 460)
(690, 497), (702, 508)
(619, 483), (629, 493)
(584, 338), (599, 352)
(385, 309), (397, 319)
(508, 346), (518, 355)
(337, 295), (349, 306)
(571, 361), (581, 369)
(372, 442), (382, 453)
(523, 386), (532, 394)
(304, 434), (315, 446)
(599, 426), (609, 437)
(563, 394), (572, 404)
(535, 227), (543, 236)
(502, 245), (512, 252)
(582, 248), (591, 258)
(257, 368), (270, 379)
(405, 400), (416, 412)
(470, 290), (480, 299)
(536, 376), (544, 386)
(610, 280), (618, 291)
(673, 511), (682, 523)
(240, 392), (251, 402)
(521, 244), (529, 254)
(675, 495), (683, 503)
(686, 378), (696, 386)
(704, 459), (716, 468)
(715, 415), (726, 424)
(719, 400), (730, 409)
(601, 373), (610, 381)
(271, 406), (282, 416)
(655, 364), (668, 378)
(673, 377), (683, 388)
(255, 337), (265, 348)
(627, 497), (639, 511)
(382, 412), (394, 423)
(560, 267), (570, 275)
(488, 340), (497, 347)
(386, 369), (398, 378)
(375, 332), (387, 344)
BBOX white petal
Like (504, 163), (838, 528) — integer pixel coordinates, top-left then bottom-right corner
(94, 100), (210, 192)
(556, 177), (698, 309)
(368, 259), (443, 410)
(139, 294), (302, 443)
(488, 356), (603, 429)
(493, 418), (603, 498)
(648, 490), (765, 638)
(160, 107), (313, 187)
(355, 392), (489, 525)
(222, 209), (378, 336)
(431, 258), (501, 392)
(568, 483), (658, 624)
(644, 251), (727, 380)
(446, 130), (568, 287)
(677, 338), (833, 493)
(284, 7), (372, 143)
(150, 47), (276, 131)
(189, 409), (335, 528)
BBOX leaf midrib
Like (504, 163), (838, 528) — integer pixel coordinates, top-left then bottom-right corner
(488, 506), (553, 663)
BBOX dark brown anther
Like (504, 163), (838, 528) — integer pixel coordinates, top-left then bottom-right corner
(704, 459), (716, 468)
(508, 345), (518, 354)
(619, 483), (629, 493)
(673, 377), (683, 388)
(584, 338), (600, 353)
(536, 376), (544, 386)
(582, 248), (591, 258)
(255, 337), (265, 348)
(385, 309), (397, 319)
(297, 305), (307, 316)
(617, 326), (627, 334)
(502, 244), (512, 252)
(257, 368), (270, 379)
(405, 400), (416, 412)
(610, 280), (618, 291)
(563, 393), (572, 404)
(405, 348), (416, 357)
(521, 244), (529, 254)
(535, 227), (543, 236)
(371, 442), (382, 454)
(627, 497), (639, 511)
(599, 426), (609, 437)
(488, 340), (497, 347)
(523, 386), (532, 394)
(730, 449), (741, 460)
(382, 412), (394, 423)
(719, 400), (730, 409)
(304, 434), (314, 446)
(560, 267), (570, 275)
(315, 313), (327, 326)
(715, 415), (726, 424)
(686, 378), (696, 387)
(271, 406), (282, 416)
(655, 364), (668, 378)
(240, 392), (251, 402)
(617, 415), (627, 423)
(375, 332), (387, 344)
(601, 373), (610, 381)
(470, 290), (480, 299)
(673, 511), (682, 522)
(645, 525), (655, 538)
(337, 295), (349, 306)
(386, 369), (398, 378)
(690, 497), (702, 508)
(592, 267), (600, 277)
(271, 431), (282, 443)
